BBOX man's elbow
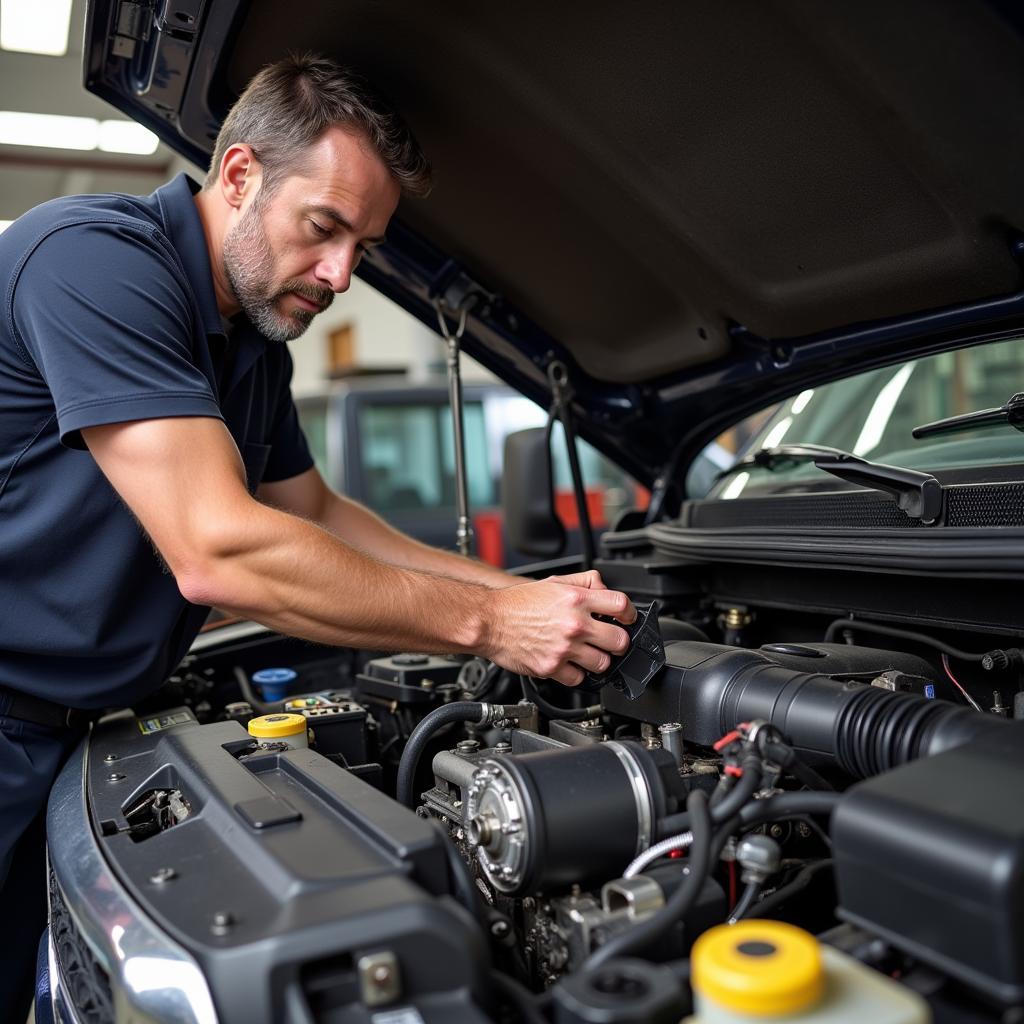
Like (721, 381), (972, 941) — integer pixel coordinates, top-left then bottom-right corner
(174, 560), (226, 609)
(167, 515), (259, 610)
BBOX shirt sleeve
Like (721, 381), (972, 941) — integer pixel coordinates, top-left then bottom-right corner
(260, 342), (315, 483)
(11, 218), (223, 450)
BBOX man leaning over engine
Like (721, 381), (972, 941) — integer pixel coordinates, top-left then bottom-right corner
(0, 54), (635, 1014)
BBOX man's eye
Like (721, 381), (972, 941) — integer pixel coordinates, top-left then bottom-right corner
(309, 220), (331, 238)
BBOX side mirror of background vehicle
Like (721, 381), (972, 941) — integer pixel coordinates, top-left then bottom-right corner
(502, 428), (566, 558)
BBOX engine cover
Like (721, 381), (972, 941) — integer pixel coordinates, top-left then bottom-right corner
(51, 712), (490, 1023)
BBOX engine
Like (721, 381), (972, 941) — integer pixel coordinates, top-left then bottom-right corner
(47, 607), (1024, 1024)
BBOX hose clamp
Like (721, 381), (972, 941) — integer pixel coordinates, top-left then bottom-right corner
(605, 741), (655, 856)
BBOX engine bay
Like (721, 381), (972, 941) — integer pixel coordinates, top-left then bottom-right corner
(47, 549), (1024, 1024)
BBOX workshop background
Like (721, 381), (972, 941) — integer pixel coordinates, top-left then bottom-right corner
(0, 0), (495, 399)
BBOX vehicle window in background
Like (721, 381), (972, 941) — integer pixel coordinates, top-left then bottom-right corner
(704, 336), (1024, 500)
(359, 402), (493, 512)
(299, 397), (329, 477)
(685, 406), (778, 498)
(485, 395), (645, 526)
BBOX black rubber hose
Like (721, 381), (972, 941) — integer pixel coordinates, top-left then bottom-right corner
(747, 859), (834, 919)
(823, 617), (986, 661)
(233, 665), (273, 714)
(396, 701), (483, 808)
(728, 881), (761, 923)
(584, 790), (712, 971)
(658, 789), (841, 839)
(708, 755), (763, 823)
(762, 739), (835, 792)
(489, 969), (549, 1024)
(738, 791), (841, 830)
(520, 675), (598, 722)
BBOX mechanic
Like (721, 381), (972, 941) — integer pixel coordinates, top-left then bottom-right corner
(0, 54), (636, 1013)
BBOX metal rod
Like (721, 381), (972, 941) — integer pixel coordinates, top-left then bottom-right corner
(549, 361), (594, 570)
(436, 301), (474, 557)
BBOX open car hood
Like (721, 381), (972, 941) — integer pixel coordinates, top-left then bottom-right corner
(84, 0), (1024, 493)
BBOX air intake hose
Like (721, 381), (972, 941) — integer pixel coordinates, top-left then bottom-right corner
(603, 642), (1012, 778)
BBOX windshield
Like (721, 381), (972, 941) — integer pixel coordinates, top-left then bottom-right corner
(706, 336), (1024, 499)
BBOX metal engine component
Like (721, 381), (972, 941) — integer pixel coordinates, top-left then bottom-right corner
(464, 741), (677, 895)
(735, 834), (781, 885)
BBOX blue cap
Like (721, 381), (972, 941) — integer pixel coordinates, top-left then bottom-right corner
(252, 667), (297, 702)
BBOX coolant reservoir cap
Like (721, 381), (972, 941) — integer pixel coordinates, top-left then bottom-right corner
(248, 713), (307, 739)
(252, 668), (298, 684)
(691, 920), (824, 1017)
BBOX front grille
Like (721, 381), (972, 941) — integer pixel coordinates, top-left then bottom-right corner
(48, 867), (114, 1024)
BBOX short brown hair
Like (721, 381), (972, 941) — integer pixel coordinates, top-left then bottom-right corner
(203, 53), (431, 197)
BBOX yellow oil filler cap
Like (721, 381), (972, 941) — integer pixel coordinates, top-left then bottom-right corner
(248, 713), (307, 741)
(691, 919), (824, 1017)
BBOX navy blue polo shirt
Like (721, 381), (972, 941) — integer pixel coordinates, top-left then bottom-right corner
(0, 173), (313, 709)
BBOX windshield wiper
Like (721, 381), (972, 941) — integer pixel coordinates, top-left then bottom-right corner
(912, 392), (1024, 440)
(719, 443), (943, 524)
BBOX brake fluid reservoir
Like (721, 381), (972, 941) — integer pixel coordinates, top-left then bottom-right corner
(247, 713), (309, 750)
(686, 920), (930, 1024)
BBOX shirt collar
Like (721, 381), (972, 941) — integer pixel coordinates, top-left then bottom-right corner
(153, 172), (231, 339)
(153, 173), (268, 392)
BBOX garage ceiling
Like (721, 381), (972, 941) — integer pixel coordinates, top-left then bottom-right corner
(0, 0), (195, 225)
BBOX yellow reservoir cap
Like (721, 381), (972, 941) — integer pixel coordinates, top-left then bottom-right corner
(691, 919), (824, 1017)
(248, 713), (307, 739)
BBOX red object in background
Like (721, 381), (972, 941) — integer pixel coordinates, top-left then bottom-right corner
(474, 510), (504, 567)
(554, 488), (607, 529)
(474, 483), (649, 568)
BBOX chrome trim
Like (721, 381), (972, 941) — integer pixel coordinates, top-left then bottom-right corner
(604, 741), (654, 856)
(47, 735), (218, 1024)
(48, 930), (84, 1024)
(187, 619), (270, 652)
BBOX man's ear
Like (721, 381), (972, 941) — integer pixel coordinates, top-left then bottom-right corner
(218, 143), (262, 211)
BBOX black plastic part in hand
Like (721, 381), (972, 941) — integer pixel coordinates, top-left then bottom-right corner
(579, 600), (666, 699)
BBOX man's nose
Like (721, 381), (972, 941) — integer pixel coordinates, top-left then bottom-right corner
(315, 247), (355, 294)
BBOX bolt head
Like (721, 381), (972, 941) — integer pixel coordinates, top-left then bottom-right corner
(103, 753), (119, 764)
(371, 964), (392, 986)
(107, 772), (125, 782)
(211, 911), (234, 934)
(149, 867), (176, 884)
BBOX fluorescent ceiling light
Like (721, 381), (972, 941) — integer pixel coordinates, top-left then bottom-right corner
(0, 221), (12, 233)
(0, 111), (96, 149)
(98, 119), (159, 155)
(1, 0), (73, 56)
(762, 415), (794, 450)
(0, 111), (159, 155)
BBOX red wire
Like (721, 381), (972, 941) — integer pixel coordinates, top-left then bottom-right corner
(941, 654), (982, 712)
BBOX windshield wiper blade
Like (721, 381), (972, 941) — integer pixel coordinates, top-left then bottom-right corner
(719, 443), (943, 524)
(912, 392), (1024, 440)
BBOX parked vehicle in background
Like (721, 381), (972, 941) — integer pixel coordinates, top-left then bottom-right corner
(294, 375), (646, 565)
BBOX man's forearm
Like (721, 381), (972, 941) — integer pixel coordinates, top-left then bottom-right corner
(318, 492), (524, 588)
(181, 500), (633, 686)
(82, 416), (633, 687)
(182, 500), (497, 651)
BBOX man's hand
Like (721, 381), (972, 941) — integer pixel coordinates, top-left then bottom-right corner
(482, 575), (636, 687)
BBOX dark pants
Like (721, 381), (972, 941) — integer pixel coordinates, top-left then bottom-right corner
(0, 707), (82, 1019)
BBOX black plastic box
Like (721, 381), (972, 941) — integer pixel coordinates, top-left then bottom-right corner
(833, 732), (1024, 1004)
